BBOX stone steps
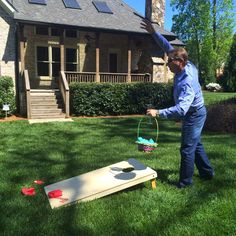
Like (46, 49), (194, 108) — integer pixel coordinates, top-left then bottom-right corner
(29, 89), (66, 119)
(30, 114), (66, 119)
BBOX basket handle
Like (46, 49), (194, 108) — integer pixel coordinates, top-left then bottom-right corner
(137, 116), (159, 143)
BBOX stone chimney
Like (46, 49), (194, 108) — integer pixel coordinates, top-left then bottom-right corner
(145, 0), (165, 28)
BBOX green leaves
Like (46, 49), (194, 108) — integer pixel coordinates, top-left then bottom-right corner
(0, 76), (16, 117)
(221, 34), (236, 91)
(69, 83), (174, 116)
(171, 0), (235, 85)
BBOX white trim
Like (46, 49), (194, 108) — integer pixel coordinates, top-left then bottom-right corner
(0, 0), (15, 16)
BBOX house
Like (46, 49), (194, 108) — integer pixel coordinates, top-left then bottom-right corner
(0, 0), (182, 118)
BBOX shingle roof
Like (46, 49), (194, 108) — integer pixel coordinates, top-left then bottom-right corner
(169, 38), (185, 46)
(7, 0), (176, 37)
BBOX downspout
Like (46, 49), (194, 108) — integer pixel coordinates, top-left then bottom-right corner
(15, 22), (20, 113)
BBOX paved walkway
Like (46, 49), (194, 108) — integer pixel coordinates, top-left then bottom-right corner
(28, 118), (74, 124)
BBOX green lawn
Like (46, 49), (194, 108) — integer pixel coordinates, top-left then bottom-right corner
(203, 91), (236, 105)
(0, 91), (236, 235)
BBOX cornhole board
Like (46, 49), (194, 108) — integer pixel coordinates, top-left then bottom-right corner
(44, 158), (157, 209)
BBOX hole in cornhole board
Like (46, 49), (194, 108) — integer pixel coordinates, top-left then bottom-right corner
(122, 167), (135, 172)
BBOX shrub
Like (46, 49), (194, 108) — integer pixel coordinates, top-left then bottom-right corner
(69, 83), (174, 116)
(0, 76), (16, 118)
(205, 97), (236, 133)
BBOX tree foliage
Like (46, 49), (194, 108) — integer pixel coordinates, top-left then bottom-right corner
(170, 0), (235, 85)
(220, 33), (236, 91)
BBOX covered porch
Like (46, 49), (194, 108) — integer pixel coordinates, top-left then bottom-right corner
(18, 23), (155, 118)
(18, 23), (155, 90)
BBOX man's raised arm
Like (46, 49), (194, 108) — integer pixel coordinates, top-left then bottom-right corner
(141, 19), (174, 54)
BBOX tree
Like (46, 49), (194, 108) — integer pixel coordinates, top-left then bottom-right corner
(211, 0), (235, 74)
(170, 0), (235, 85)
(220, 33), (236, 91)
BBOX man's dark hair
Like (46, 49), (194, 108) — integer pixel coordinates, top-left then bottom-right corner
(168, 48), (188, 64)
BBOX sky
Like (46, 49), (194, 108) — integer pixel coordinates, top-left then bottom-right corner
(123, 0), (236, 32)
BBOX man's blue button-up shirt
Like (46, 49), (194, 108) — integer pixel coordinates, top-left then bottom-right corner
(151, 32), (204, 119)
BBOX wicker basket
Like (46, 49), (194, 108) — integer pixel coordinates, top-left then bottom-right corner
(138, 144), (156, 152)
(135, 116), (159, 153)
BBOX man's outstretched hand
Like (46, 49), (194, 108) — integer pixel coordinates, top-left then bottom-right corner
(141, 19), (155, 34)
(146, 109), (159, 117)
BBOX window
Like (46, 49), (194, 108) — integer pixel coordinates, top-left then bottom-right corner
(51, 28), (61, 37)
(52, 48), (61, 77)
(62, 0), (81, 9)
(29, 0), (46, 5)
(35, 27), (61, 36)
(66, 48), (78, 71)
(36, 26), (48, 35)
(37, 46), (49, 76)
(36, 46), (61, 77)
(65, 29), (77, 38)
(92, 1), (113, 14)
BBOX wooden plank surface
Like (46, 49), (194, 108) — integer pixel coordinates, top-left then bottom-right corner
(44, 158), (157, 209)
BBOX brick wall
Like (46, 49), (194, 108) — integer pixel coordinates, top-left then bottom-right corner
(145, 0), (165, 28)
(0, 6), (16, 85)
(152, 57), (173, 83)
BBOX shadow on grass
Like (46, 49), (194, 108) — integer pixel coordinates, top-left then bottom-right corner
(0, 122), (95, 235)
(0, 119), (235, 235)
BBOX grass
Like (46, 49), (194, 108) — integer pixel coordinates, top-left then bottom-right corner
(203, 91), (236, 106)
(0, 92), (236, 236)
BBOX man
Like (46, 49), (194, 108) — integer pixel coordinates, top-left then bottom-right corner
(144, 20), (214, 188)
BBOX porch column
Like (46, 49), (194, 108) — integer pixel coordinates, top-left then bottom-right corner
(95, 32), (100, 82)
(60, 29), (65, 72)
(164, 52), (168, 82)
(19, 24), (25, 73)
(127, 37), (132, 83)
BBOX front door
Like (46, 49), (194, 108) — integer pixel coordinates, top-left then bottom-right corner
(52, 47), (60, 78)
(109, 53), (118, 73)
(36, 45), (60, 88)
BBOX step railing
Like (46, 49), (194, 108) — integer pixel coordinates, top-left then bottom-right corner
(23, 70), (31, 119)
(59, 71), (70, 117)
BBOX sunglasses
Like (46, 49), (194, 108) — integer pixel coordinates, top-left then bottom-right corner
(167, 57), (184, 63)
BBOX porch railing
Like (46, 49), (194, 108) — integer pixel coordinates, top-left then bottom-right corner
(64, 72), (152, 84)
(59, 71), (70, 117)
(131, 73), (152, 83)
(66, 72), (96, 83)
(100, 73), (127, 83)
(23, 70), (31, 119)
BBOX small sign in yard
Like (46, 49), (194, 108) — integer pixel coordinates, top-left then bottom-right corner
(2, 104), (10, 118)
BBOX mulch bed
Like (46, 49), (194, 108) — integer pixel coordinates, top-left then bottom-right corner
(0, 115), (27, 122)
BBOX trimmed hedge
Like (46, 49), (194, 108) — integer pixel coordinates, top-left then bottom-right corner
(205, 97), (236, 133)
(70, 83), (174, 116)
(0, 76), (15, 117)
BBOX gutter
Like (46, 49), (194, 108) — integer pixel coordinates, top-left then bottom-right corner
(0, 0), (16, 16)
